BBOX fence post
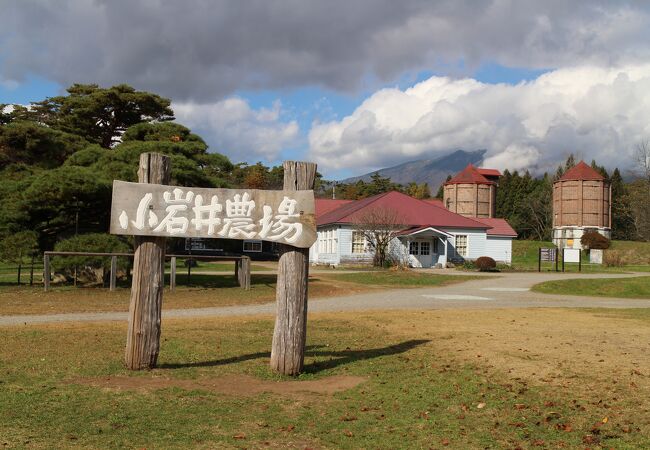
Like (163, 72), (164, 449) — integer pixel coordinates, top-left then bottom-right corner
(538, 248), (541, 272)
(17, 263), (21, 286)
(109, 255), (117, 291)
(170, 256), (176, 292)
(270, 161), (317, 376)
(43, 254), (50, 292)
(29, 254), (35, 286)
(125, 153), (170, 370)
(237, 256), (251, 290)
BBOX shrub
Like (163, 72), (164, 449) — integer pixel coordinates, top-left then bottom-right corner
(580, 231), (610, 249)
(52, 233), (131, 282)
(604, 249), (624, 267)
(475, 256), (497, 272)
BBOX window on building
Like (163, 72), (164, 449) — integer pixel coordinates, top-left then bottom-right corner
(409, 241), (419, 255)
(243, 240), (262, 252)
(455, 235), (468, 257)
(419, 241), (430, 255)
(352, 231), (366, 254)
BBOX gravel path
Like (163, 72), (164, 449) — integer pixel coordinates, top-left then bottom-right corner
(1, 271), (648, 327)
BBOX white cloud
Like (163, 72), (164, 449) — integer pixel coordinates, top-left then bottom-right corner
(308, 65), (650, 175)
(173, 97), (299, 163)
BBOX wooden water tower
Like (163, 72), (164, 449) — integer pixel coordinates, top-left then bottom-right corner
(443, 164), (500, 218)
(552, 161), (611, 249)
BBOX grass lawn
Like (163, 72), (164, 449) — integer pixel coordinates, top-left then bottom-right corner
(511, 240), (650, 273)
(2, 308), (650, 448)
(532, 275), (650, 299)
(0, 271), (479, 316)
(327, 271), (486, 287)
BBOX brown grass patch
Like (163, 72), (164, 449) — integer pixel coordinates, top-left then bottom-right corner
(70, 373), (366, 397)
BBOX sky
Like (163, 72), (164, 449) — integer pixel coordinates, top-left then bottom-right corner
(2, 1), (650, 179)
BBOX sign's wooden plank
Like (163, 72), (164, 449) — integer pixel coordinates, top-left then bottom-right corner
(110, 180), (316, 248)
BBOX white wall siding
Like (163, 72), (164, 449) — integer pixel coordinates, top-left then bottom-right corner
(338, 226), (374, 264)
(445, 228), (487, 261)
(484, 236), (513, 264)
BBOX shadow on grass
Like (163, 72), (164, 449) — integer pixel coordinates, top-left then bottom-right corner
(176, 274), (278, 288)
(159, 340), (430, 374)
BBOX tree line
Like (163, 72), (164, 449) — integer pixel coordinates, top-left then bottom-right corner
(0, 84), (309, 265)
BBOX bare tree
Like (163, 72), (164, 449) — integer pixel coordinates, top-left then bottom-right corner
(632, 140), (650, 240)
(353, 207), (406, 267)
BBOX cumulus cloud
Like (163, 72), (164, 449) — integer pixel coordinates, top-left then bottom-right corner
(2, 1), (650, 101)
(174, 97), (299, 162)
(308, 65), (650, 174)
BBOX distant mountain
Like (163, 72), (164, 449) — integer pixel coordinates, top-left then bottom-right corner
(340, 149), (487, 191)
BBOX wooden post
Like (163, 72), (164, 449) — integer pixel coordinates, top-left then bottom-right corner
(271, 161), (317, 376)
(43, 254), (50, 292)
(170, 256), (176, 292)
(125, 153), (171, 370)
(17, 263), (21, 286)
(29, 253), (35, 287)
(238, 256), (251, 290)
(109, 255), (117, 291)
(538, 248), (541, 272)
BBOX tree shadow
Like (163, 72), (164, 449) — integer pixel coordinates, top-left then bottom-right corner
(158, 340), (429, 373)
(158, 345), (324, 369)
(302, 339), (430, 374)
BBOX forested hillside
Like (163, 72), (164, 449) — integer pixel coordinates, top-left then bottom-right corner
(0, 84), (297, 260)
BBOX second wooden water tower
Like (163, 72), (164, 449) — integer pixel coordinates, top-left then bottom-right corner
(552, 161), (611, 249)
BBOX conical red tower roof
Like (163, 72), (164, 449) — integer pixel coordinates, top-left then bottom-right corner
(445, 164), (494, 185)
(558, 161), (606, 181)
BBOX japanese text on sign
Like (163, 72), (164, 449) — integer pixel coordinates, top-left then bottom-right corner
(110, 181), (316, 248)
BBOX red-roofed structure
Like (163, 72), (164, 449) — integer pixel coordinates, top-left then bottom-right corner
(473, 218), (518, 237)
(311, 190), (516, 267)
(558, 161), (606, 181)
(421, 198), (444, 207)
(552, 160), (611, 249)
(315, 199), (353, 217)
(445, 164), (494, 185)
(443, 164), (500, 219)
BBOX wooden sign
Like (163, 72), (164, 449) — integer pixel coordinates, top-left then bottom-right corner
(110, 180), (316, 248)
(540, 248), (557, 262)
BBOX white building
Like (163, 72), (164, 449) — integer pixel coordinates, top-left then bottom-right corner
(310, 191), (517, 268)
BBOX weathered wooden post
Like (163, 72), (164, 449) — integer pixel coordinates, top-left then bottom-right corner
(43, 253), (50, 292)
(236, 257), (251, 290)
(170, 256), (176, 292)
(109, 255), (117, 291)
(124, 153), (171, 370)
(270, 161), (317, 376)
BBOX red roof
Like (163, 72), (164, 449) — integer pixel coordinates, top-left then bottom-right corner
(315, 199), (353, 217)
(445, 164), (494, 185)
(558, 161), (606, 181)
(317, 191), (489, 229)
(421, 198), (444, 207)
(473, 218), (518, 237)
(477, 168), (501, 178)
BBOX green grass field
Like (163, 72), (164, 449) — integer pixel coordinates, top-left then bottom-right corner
(327, 271), (485, 286)
(3, 309), (650, 448)
(532, 276), (650, 299)
(511, 240), (650, 273)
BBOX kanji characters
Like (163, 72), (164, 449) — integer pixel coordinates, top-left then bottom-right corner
(153, 188), (195, 235)
(118, 188), (307, 244)
(191, 194), (222, 235)
(258, 196), (303, 243)
(219, 192), (257, 238)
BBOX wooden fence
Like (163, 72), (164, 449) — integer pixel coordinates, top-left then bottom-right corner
(42, 251), (251, 292)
